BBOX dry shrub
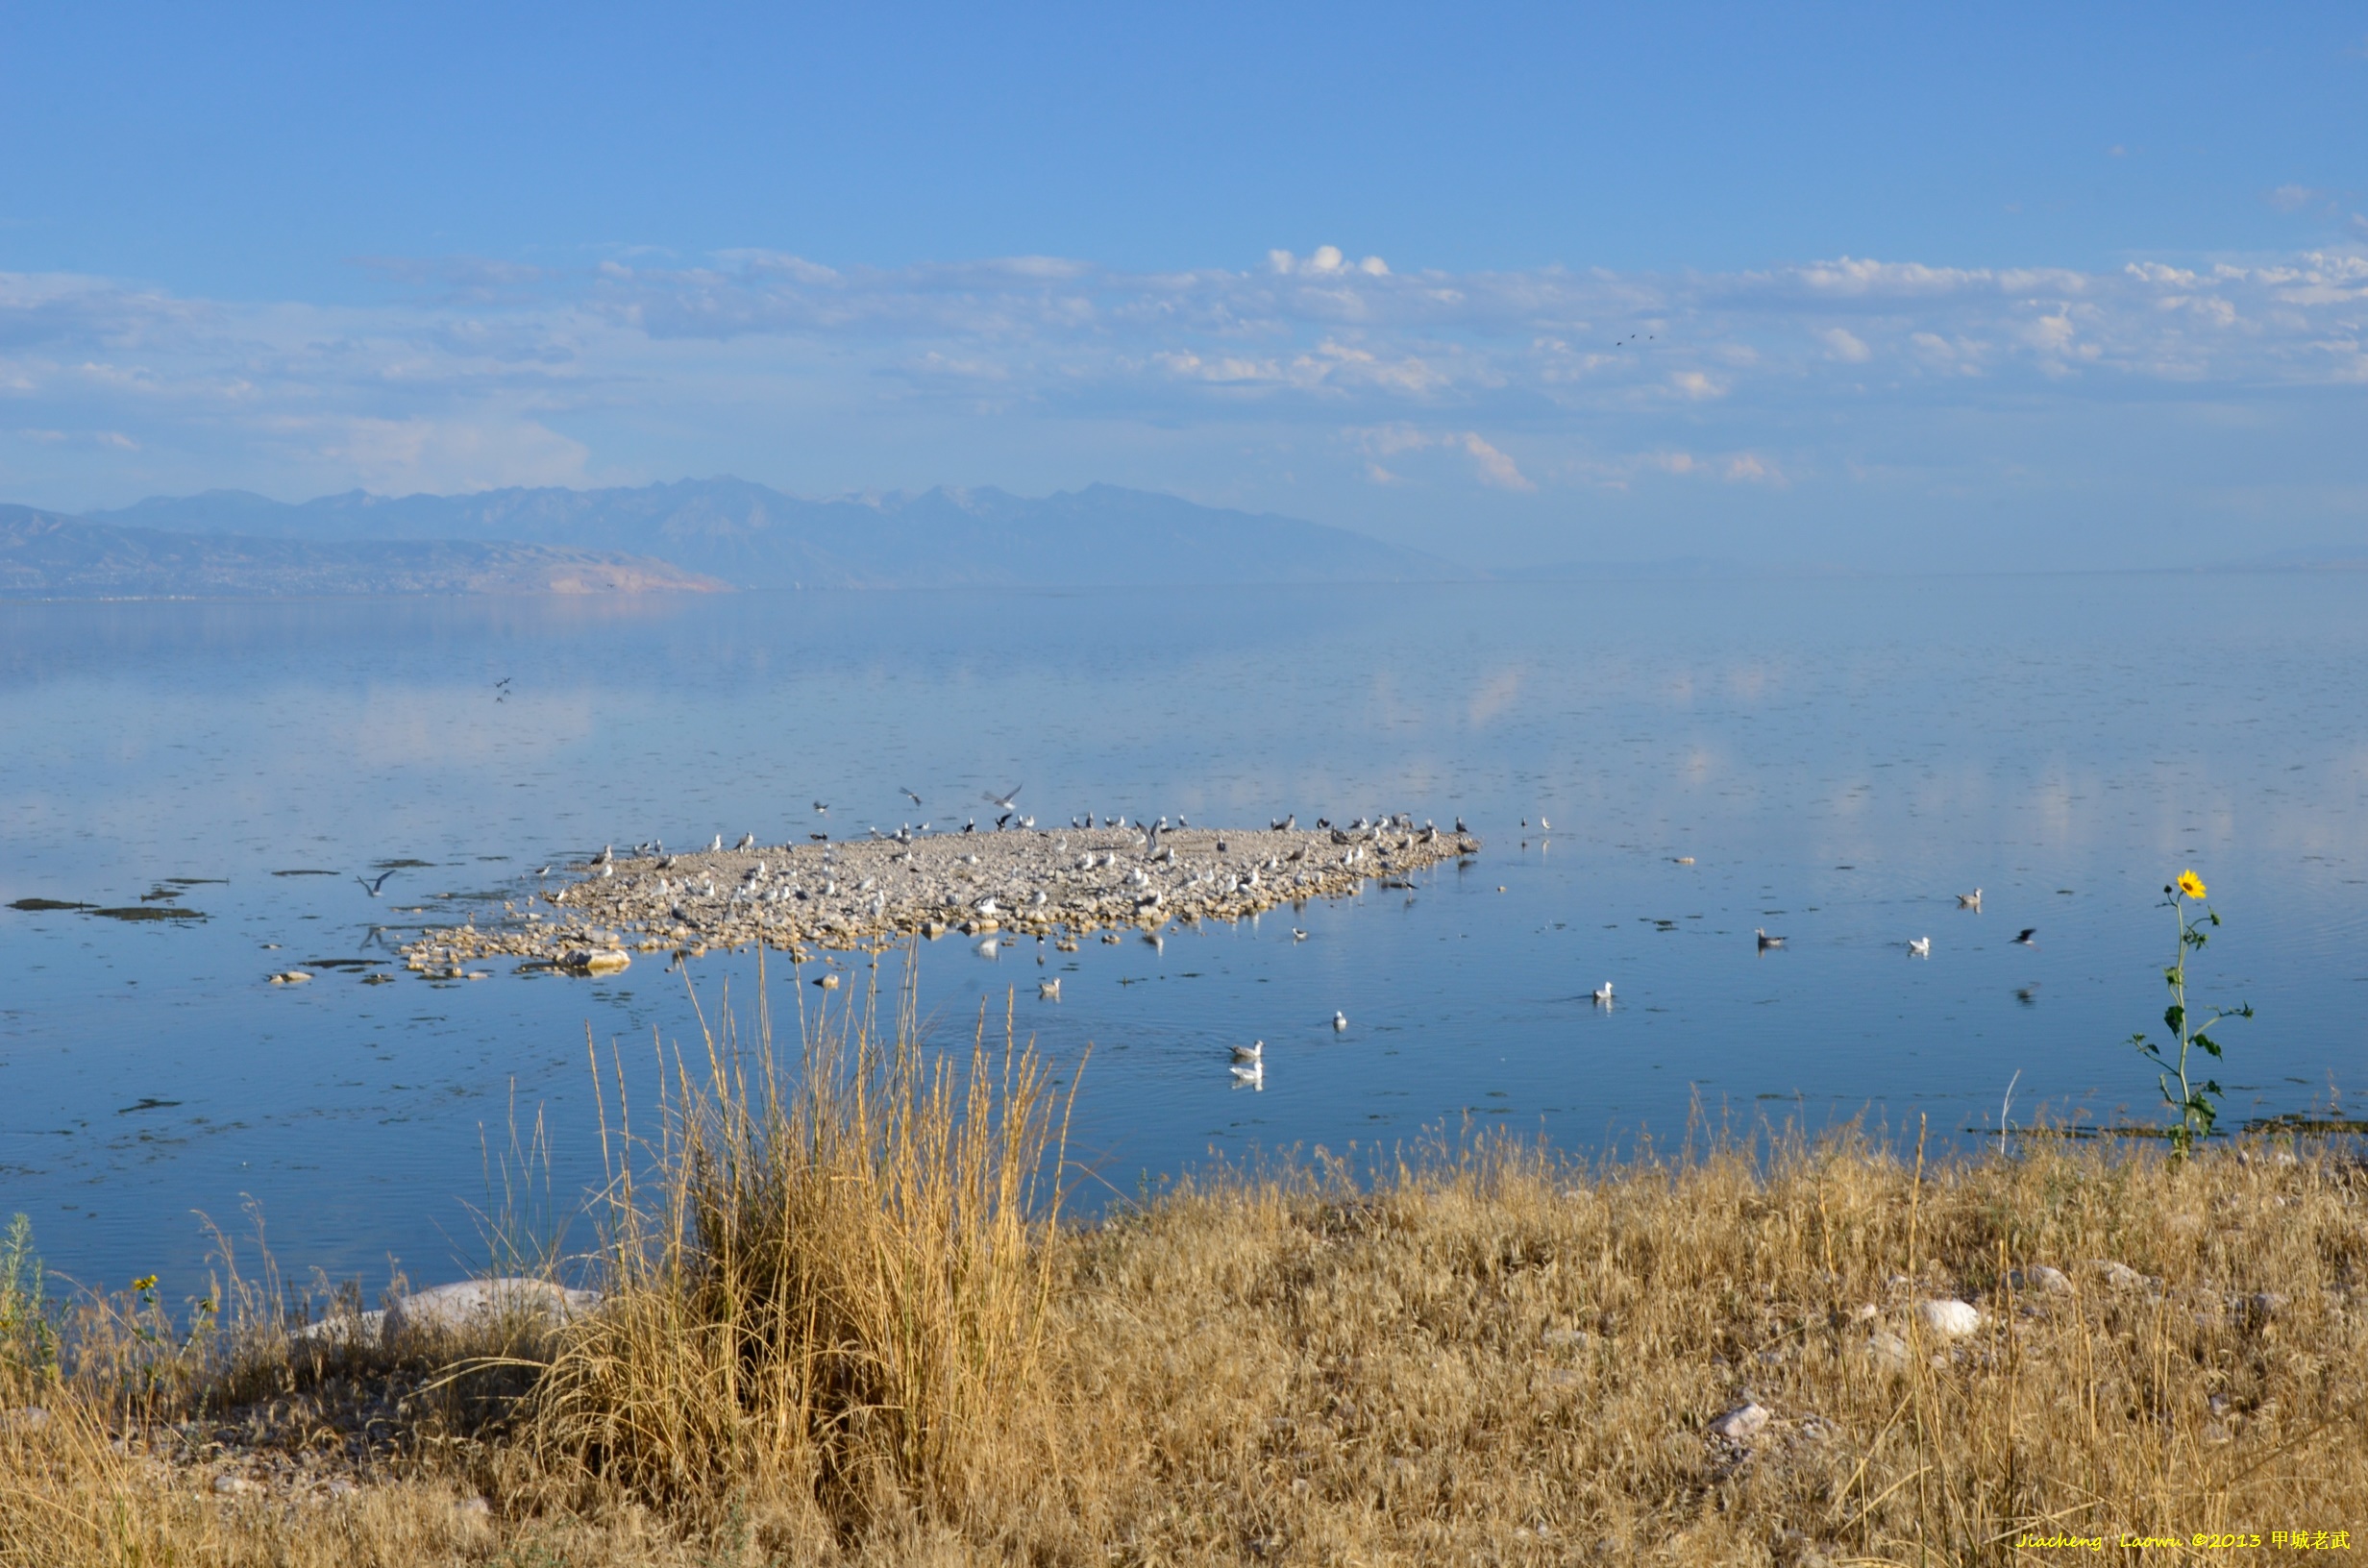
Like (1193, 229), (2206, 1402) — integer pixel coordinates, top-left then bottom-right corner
(520, 963), (1077, 1544)
(1046, 1127), (2368, 1563)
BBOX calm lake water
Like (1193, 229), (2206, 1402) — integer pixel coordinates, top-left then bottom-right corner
(2, 575), (2363, 1294)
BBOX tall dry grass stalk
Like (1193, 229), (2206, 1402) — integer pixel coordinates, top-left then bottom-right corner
(521, 956), (1080, 1537)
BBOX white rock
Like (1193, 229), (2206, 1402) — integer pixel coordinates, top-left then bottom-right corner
(211, 1472), (256, 1495)
(1866, 1330), (1912, 1369)
(290, 1310), (385, 1347)
(2008, 1265), (2073, 1296)
(382, 1277), (602, 1339)
(1916, 1299), (1982, 1339)
(1541, 1327), (1591, 1350)
(2087, 1260), (2147, 1291)
(1708, 1402), (1769, 1441)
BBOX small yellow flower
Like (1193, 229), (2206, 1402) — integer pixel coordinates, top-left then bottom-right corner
(2176, 870), (2207, 900)
(131, 1274), (158, 1292)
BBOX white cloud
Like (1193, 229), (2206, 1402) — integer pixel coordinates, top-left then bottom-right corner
(1352, 425), (1533, 491)
(4, 241), (2367, 506)
(2268, 184), (2328, 213)
(1819, 327), (1871, 362)
(305, 415), (591, 494)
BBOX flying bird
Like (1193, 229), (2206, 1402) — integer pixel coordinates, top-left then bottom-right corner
(900, 788), (923, 806)
(813, 800), (828, 814)
(983, 783), (1023, 811)
(493, 676), (511, 702)
(356, 870), (400, 896)
(2013, 928), (2038, 947)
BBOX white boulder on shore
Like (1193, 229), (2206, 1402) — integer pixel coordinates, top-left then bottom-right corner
(294, 1277), (603, 1347)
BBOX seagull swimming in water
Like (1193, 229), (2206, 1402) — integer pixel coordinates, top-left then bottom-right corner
(1591, 981), (1614, 1006)
(1332, 1010), (1348, 1031)
(1756, 927), (1786, 950)
(2013, 928), (2038, 947)
(1232, 1040), (1264, 1063)
(1957, 888), (1983, 910)
(1230, 1060), (1264, 1087)
(1908, 936), (1932, 958)
(356, 870), (400, 896)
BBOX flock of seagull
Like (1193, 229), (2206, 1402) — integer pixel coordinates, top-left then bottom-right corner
(1582, 882), (2037, 1018)
(357, 782), (2046, 1096)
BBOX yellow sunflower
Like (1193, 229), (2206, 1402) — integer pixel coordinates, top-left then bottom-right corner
(2176, 870), (2207, 900)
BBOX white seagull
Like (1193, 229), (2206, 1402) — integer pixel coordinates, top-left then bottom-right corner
(1332, 1010), (1348, 1031)
(1956, 888), (1982, 909)
(1230, 1060), (1264, 1087)
(1908, 936), (1932, 958)
(1231, 1040), (1264, 1063)
(1591, 981), (1614, 1005)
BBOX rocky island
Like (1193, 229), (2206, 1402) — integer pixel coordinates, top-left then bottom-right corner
(398, 818), (1481, 976)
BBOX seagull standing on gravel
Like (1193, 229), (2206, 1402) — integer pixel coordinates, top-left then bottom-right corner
(736, 833), (756, 851)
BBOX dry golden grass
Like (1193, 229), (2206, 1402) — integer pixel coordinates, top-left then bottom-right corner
(5, 973), (2364, 1565)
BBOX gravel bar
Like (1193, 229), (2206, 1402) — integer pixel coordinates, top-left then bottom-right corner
(398, 820), (1483, 975)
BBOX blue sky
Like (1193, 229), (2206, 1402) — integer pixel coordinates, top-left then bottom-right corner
(2, 2), (2363, 568)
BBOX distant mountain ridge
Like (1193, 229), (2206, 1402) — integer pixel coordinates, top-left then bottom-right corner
(92, 479), (1457, 589)
(0, 505), (723, 600)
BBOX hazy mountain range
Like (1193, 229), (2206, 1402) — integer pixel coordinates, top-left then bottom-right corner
(0, 479), (1457, 599)
(0, 504), (721, 600)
